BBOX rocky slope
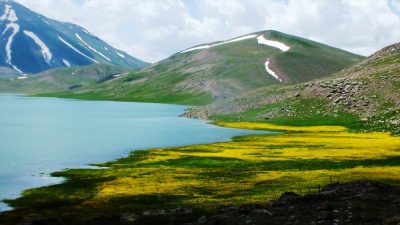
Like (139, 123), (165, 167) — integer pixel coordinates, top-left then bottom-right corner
(0, 1), (148, 74)
(53, 30), (363, 105)
(185, 42), (400, 133)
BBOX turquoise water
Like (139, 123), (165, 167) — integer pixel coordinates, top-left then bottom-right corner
(0, 94), (263, 211)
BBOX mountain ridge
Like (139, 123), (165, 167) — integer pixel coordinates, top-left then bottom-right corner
(0, 1), (149, 74)
(46, 30), (364, 105)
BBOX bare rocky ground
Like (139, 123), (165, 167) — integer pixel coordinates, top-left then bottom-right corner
(16, 180), (400, 225)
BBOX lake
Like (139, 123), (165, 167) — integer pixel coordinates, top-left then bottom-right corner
(0, 94), (263, 211)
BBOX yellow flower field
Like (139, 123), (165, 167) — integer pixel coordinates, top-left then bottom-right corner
(90, 122), (400, 208)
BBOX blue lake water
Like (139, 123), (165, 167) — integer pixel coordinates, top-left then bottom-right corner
(0, 94), (264, 211)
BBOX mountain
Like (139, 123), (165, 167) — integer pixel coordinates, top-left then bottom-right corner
(51, 30), (364, 105)
(0, 64), (129, 93)
(0, 1), (149, 74)
(185, 42), (400, 133)
(0, 66), (19, 77)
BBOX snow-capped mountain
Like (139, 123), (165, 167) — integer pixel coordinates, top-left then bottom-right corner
(0, 0), (149, 74)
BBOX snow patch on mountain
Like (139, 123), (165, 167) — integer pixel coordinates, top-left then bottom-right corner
(97, 52), (111, 61)
(1, 4), (18, 22)
(257, 35), (290, 52)
(62, 59), (71, 67)
(2, 5), (22, 73)
(214, 34), (257, 46)
(58, 36), (98, 64)
(17, 76), (27, 80)
(181, 45), (211, 53)
(41, 18), (49, 25)
(0, 5), (10, 21)
(23, 30), (52, 64)
(81, 29), (90, 35)
(3, 23), (21, 73)
(264, 58), (282, 82)
(116, 52), (125, 58)
(75, 34), (111, 62)
(181, 34), (257, 53)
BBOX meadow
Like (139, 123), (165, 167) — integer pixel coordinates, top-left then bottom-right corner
(3, 122), (400, 223)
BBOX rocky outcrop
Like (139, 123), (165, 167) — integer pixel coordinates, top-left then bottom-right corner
(15, 180), (400, 225)
(192, 180), (400, 225)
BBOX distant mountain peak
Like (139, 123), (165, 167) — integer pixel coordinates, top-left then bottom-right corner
(174, 30), (364, 85)
(181, 31), (291, 56)
(0, 1), (149, 74)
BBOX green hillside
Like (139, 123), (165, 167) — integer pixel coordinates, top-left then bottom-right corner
(46, 30), (364, 105)
(0, 64), (129, 93)
(185, 42), (400, 133)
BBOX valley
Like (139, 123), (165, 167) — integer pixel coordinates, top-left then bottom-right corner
(0, 1), (399, 224)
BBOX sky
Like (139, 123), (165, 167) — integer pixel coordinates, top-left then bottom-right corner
(15, 0), (400, 63)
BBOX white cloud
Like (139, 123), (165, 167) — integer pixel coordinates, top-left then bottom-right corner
(389, 0), (400, 15)
(15, 0), (400, 62)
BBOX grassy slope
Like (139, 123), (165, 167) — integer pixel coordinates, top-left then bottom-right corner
(44, 31), (363, 105)
(0, 64), (128, 93)
(186, 43), (400, 133)
(2, 123), (400, 224)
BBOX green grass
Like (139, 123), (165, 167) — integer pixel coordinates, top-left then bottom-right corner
(0, 64), (128, 94)
(212, 98), (362, 128)
(36, 30), (363, 105)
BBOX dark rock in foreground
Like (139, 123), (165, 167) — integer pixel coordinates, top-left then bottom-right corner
(13, 180), (400, 225)
(193, 180), (400, 225)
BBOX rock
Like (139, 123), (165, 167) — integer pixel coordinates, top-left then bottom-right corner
(19, 218), (66, 225)
(245, 219), (253, 224)
(197, 216), (207, 224)
(272, 192), (299, 206)
(333, 97), (343, 103)
(120, 213), (137, 223)
(252, 209), (272, 215)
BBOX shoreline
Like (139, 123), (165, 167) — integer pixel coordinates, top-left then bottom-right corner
(0, 95), (263, 213)
(1, 121), (400, 224)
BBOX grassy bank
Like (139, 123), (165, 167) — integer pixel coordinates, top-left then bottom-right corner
(2, 122), (400, 224)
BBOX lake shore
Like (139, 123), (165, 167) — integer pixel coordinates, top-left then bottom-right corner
(0, 95), (261, 213)
(1, 121), (400, 224)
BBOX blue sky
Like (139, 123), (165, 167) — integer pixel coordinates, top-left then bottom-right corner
(15, 0), (400, 62)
